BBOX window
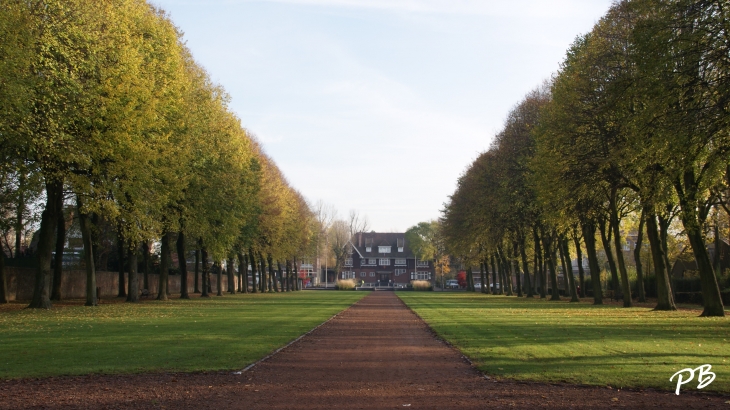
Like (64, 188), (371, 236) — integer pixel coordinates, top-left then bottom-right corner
(379, 258), (390, 266)
(413, 271), (431, 280)
(369, 258), (376, 265)
(395, 258), (406, 266)
(378, 246), (391, 253)
(395, 269), (406, 276)
(341, 271), (355, 279)
(398, 247), (404, 252)
(369, 272), (375, 277)
(365, 247), (371, 252)
(345, 258), (353, 266)
(362, 259), (375, 266)
(360, 272), (366, 277)
(417, 260), (429, 267)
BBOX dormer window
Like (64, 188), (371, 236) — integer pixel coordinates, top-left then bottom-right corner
(398, 247), (404, 252)
(378, 246), (391, 253)
(366, 247), (371, 252)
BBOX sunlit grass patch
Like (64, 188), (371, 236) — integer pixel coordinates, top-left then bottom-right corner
(0, 291), (365, 379)
(398, 292), (730, 393)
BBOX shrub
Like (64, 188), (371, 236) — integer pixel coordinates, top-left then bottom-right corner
(335, 279), (356, 290)
(411, 280), (432, 291)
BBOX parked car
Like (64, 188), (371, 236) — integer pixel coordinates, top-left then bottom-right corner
(445, 279), (459, 289)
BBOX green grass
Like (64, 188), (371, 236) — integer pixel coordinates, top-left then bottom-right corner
(0, 291), (365, 379)
(398, 292), (730, 393)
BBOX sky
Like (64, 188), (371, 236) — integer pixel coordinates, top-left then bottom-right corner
(151, 0), (615, 232)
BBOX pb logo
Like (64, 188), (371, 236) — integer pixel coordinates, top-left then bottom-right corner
(670, 364), (715, 395)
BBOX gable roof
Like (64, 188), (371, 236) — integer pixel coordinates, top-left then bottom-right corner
(351, 232), (415, 258)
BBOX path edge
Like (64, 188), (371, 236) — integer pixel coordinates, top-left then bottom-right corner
(237, 292), (368, 373)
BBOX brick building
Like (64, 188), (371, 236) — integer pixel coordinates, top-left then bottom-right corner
(339, 232), (434, 286)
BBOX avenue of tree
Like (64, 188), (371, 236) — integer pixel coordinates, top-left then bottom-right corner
(441, 0), (730, 317)
(0, 0), (318, 308)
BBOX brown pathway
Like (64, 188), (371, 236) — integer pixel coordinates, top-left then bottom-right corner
(1, 292), (727, 409)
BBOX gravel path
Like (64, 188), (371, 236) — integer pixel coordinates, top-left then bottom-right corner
(1, 291), (726, 409)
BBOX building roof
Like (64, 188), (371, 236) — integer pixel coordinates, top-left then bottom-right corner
(350, 232), (416, 259)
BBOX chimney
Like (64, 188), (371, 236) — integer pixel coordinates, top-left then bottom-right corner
(358, 232), (362, 247)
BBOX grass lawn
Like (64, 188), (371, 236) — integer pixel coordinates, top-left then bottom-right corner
(0, 291), (365, 379)
(398, 292), (730, 393)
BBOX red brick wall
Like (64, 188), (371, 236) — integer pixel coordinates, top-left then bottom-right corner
(3, 267), (237, 301)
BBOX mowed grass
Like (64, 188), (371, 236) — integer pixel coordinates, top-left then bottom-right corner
(398, 292), (730, 393)
(0, 291), (365, 379)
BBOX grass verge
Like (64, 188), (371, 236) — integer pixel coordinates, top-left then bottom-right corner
(397, 292), (730, 393)
(0, 291), (365, 379)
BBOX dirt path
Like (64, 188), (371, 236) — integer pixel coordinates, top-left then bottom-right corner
(1, 292), (727, 409)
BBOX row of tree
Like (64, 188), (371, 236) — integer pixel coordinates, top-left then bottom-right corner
(0, 0), (315, 308)
(441, 0), (729, 316)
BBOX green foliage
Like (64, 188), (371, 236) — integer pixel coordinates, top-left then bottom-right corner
(399, 292), (730, 392)
(0, 292), (365, 378)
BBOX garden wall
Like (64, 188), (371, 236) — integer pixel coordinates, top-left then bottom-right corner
(3, 267), (236, 301)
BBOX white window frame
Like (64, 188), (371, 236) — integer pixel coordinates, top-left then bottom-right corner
(378, 246), (391, 253)
(379, 258), (390, 266)
(369, 272), (375, 277)
(360, 272), (366, 277)
(395, 269), (406, 276)
(398, 247), (404, 252)
(417, 260), (429, 267)
(395, 258), (406, 266)
(369, 258), (376, 265)
(365, 247), (371, 252)
(345, 258), (353, 266)
(416, 271), (431, 280)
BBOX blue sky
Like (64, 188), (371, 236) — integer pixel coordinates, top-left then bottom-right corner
(152, 0), (615, 231)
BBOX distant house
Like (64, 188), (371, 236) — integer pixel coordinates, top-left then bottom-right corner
(342, 232), (434, 286)
(671, 240), (730, 278)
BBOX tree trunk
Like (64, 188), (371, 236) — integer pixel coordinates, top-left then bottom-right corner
(0, 248), (7, 303)
(238, 253), (248, 293)
(260, 253), (267, 292)
(609, 194), (632, 307)
(498, 246), (513, 296)
(157, 232), (170, 300)
(117, 228), (126, 298)
(51, 191), (65, 301)
(581, 220), (603, 305)
(658, 213), (673, 281)
(277, 261), (285, 292)
(543, 234), (560, 301)
(558, 236), (569, 295)
(178, 232), (189, 299)
(214, 261), (221, 296)
(511, 242), (522, 297)
(269, 254), (278, 292)
(29, 181), (62, 309)
(142, 241), (150, 291)
(77, 197), (97, 307)
(598, 219), (620, 299)
(126, 241), (139, 302)
(678, 206), (724, 316)
(634, 213), (646, 303)
(519, 237), (533, 298)
(287, 259), (294, 291)
(294, 257), (302, 290)
(201, 246), (210, 297)
(562, 237), (579, 302)
(249, 249), (258, 293)
(489, 254), (498, 295)
(479, 261), (487, 294)
(14, 172), (25, 258)
(714, 207), (721, 277)
(572, 229), (586, 298)
(227, 257), (235, 294)
(194, 249), (200, 293)
(644, 208), (676, 311)
(533, 226), (546, 299)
